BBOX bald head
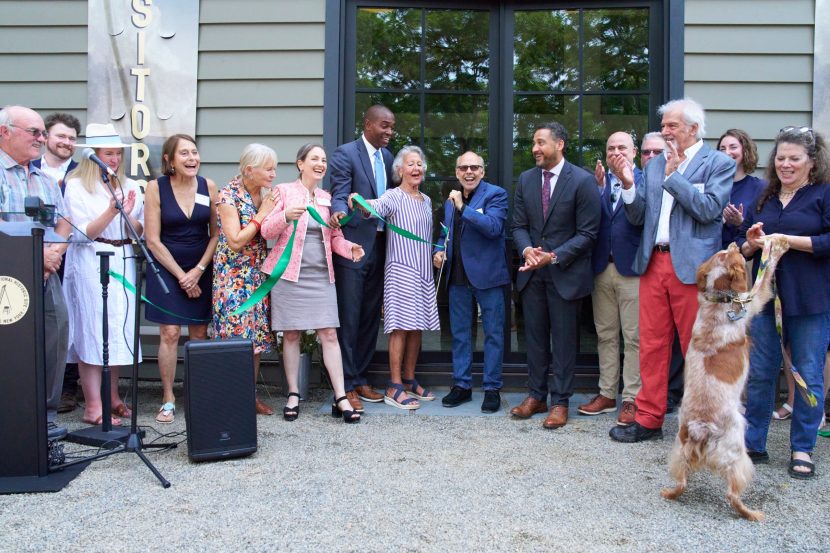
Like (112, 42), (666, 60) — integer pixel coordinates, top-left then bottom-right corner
(605, 132), (636, 177)
(0, 105), (46, 165)
(363, 104), (395, 149)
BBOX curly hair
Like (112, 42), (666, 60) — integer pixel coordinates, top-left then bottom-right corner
(717, 129), (758, 174)
(756, 127), (830, 213)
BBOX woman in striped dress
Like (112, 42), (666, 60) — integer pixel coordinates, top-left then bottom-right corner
(351, 145), (440, 409)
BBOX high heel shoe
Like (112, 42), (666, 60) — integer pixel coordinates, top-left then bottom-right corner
(332, 396), (361, 424)
(283, 392), (301, 422)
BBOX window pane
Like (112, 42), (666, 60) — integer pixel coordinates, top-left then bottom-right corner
(512, 94), (580, 179)
(583, 9), (650, 92)
(425, 9), (490, 91)
(581, 94), (650, 168)
(513, 10), (579, 92)
(356, 8), (421, 89)
(424, 93), (490, 178)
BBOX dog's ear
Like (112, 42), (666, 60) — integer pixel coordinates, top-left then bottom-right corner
(729, 260), (748, 293)
(696, 257), (712, 292)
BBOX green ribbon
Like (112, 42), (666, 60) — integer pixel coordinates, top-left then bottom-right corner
(108, 270), (210, 323)
(231, 219), (297, 316)
(350, 193), (445, 249)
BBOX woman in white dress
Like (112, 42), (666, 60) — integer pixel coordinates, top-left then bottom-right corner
(63, 124), (144, 426)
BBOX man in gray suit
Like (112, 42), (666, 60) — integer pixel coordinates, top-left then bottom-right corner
(510, 121), (601, 429)
(609, 98), (734, 443)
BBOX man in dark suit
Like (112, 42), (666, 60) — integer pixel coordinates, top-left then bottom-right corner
(329, 105), (396, 413)
(578, 132), (643, 426)
(510, 121), (601, 429)
(32, 112), (80, 413)
(433, 151), (510, 413)
(609, 98), (734, 443)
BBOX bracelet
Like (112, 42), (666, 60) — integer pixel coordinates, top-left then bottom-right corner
(249, 219), (261, 233)
(196, 263), (207, 272)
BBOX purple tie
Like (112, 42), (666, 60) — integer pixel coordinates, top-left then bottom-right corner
(542, 170), (553, 217)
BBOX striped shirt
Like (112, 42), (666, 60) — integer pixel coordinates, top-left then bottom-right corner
(0, 149), (65, 222)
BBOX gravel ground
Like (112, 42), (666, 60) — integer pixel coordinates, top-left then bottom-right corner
(1, 383), (828, 553)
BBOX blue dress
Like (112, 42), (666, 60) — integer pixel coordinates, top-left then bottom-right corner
(145, 175), (213, 324)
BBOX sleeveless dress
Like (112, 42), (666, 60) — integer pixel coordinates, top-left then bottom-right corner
(270, 215), (339, 330)
(145, 175), (212, 324)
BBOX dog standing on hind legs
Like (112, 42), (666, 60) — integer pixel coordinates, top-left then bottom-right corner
(661, 238), (789, 521)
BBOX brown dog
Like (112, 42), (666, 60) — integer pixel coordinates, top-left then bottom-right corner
(661, 239), (788, 521)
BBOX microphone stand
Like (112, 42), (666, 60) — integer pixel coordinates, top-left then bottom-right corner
(59, 167), (174, 488)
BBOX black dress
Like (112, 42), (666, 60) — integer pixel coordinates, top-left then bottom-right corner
(145, 175), (212, 324)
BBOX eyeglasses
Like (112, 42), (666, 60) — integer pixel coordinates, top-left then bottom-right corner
(8, 124), (48, 139)
(779, 126), (814, 139)
(641, 149), (664, 156)
(456, 164), (482, 172)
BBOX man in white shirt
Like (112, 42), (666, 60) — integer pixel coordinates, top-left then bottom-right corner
(609, 98), (734, 443)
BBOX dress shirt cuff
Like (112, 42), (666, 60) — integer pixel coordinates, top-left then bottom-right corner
(620, 185), (636, 204)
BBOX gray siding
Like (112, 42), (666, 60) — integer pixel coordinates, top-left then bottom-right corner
(685, 0), (815, 171)
(0, 0), (326, 185)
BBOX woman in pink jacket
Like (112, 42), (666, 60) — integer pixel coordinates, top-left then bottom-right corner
(261, 144), (365, 423)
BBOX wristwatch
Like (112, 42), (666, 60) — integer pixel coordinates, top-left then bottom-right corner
(549, 252), (559, 265)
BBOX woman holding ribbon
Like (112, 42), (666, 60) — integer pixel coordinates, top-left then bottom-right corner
(261, 144), (364, 423)
(213, 143), (277, 415)
(144, 134), (218, 424)
(350, 145), (439, 410)
(63, 123), (143, 426)
(738, 126), (830, 479)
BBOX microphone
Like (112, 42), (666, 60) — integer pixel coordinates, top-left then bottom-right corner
(82, 148), (117, 177)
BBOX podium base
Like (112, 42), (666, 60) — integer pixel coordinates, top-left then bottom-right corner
(66, 426), (144, 448)
(0, 461), (89, 494)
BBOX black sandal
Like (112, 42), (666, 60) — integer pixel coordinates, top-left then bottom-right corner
(332, 395), (361, 424)
(788, 455), (815, 480)
(283, 392), (301, 422)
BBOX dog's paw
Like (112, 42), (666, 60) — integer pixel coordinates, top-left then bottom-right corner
(768, 235), (790, 256)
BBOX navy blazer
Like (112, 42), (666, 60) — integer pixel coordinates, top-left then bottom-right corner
(328, 137), (395, 268)
(512, 161), (601, 300)
(624, 143), (734, 284)
(32, 157), (78, 194)
(435, 180), (510, 290)
(592, 168), (644, 277)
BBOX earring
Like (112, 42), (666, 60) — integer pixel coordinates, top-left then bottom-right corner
(170, 166), (176, 175)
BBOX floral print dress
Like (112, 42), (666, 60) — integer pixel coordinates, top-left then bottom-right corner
(212, 177), (274, 353)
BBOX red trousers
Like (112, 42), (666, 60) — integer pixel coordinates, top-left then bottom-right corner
(634, 251), (698, 429)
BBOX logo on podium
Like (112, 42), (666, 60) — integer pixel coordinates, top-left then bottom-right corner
(0, 276), (30, 325)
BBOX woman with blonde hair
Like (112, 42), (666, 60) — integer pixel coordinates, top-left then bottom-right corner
(213, 143), (277, 415)
(63, 123), (144, 426)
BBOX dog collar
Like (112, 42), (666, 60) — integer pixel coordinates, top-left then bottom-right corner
(703, 290), (752, 321)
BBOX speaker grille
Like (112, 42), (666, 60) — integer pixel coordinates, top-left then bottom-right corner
(184, 339), (257, 461)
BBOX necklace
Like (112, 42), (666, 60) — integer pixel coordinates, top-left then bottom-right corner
(779, 181), (812, 199)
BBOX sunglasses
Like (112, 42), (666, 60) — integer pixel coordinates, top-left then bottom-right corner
(641, 149), (664, 156)
(8, 124), (48, 139)
(456, 164), (482, 172)
(779, 126), (814, 138)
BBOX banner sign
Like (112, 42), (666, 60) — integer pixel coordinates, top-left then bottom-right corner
(87, 0), (199, 188)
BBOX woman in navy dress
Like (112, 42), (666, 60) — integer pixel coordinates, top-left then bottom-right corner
(717, 128), (766, 249)
(738, 126), (830, 479)
(145, 134), (218, 423)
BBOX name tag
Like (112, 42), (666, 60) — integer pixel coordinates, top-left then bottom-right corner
(692, 182), (705, 193)
(317, 197), (332, 207)
(195, 193), (210, 207)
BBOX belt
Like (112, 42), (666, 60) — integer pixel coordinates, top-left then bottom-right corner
(654, 243), (670, 253)
(95, 237), (132, 247)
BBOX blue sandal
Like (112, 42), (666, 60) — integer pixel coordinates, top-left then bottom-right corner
(402, 378), (435, 401)
(384, 382), (420, 410)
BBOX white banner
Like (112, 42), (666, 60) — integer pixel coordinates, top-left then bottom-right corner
(87, 0), (199, 187)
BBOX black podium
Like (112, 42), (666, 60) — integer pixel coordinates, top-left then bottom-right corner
(0, 221), (86, 493)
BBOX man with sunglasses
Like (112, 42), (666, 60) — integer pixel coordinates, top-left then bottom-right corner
(609, 98), (734, 443)
(0, 105), (72, 441)
(433, 151), (509, 413)
(640, 132), (666, 168)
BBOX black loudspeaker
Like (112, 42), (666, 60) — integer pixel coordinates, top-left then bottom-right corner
(184, 339), (257, 462)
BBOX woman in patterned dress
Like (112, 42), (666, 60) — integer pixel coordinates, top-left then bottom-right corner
(213, 143), (277, 415)
(350, 145), (440, 410)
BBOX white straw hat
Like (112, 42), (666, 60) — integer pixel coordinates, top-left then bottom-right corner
(75, 123), (126, 148)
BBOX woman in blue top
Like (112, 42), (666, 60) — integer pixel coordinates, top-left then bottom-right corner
(717, 129), (766, 249)
(738, 126), (830, 479)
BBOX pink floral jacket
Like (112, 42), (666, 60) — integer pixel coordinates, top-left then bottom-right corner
(260, 179), (356, 283)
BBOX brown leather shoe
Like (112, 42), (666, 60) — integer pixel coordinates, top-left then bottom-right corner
(577, 394), (617, 415)
(510, 396), (548, 419)
(617, 400), (637, 426)
(255, 398), (274, 416)
(354, 385), (383, 403)
(543, 405), (569, 429)
(346, 390), (365, 413)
